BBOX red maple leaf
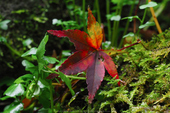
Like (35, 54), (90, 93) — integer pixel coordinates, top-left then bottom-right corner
(47, 8), (119, 103)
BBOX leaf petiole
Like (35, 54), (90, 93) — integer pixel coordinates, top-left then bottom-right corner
(118, 39), (141, 51)
(45, 66), (86, 80)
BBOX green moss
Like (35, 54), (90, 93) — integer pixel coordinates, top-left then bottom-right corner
(93, 28), (170, 112)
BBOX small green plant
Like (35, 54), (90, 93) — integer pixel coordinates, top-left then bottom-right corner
(1, 35), (54, 112)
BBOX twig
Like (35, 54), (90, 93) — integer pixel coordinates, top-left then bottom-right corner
(148, 0), (164, 38)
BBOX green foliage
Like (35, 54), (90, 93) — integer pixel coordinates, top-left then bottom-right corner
(4, 84), (25, 97)
(0, 20), (11, 30)
(123, 32), (134, 38)
(121, 16), (141, 22)
(1, 34), (80, 112)
(21, 47), (37, 57)
(139, 1), (157, 9)
(1, 35), (52, 112)
(36, 34), (49, 72)
(0, 36), (7, 43)
(110, 15), (121, 21)
(139, 22), (155, 29)
(11, 9), (29, 14)
(3, 102), (23, 113)
(58, 71), (75, 96)
(52, 19), (82, 30)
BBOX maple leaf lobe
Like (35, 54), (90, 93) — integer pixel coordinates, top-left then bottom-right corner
(59, 51), (94, 75)
(99, 51), (118, 79)
(87, 7), (96, 29)
(87, 8), (103, 49)
(86, 52), (105, 103)
(47, 30), (95, 51)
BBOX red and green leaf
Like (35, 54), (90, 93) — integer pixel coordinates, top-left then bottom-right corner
(47, 7), (120, 103)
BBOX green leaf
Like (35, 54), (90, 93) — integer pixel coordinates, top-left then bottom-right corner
(99, 101), (111, 111)
(33, 16), (48, 23)
(38, 89), (50, 108)
(22, 38), (33, 46)
(0, 96), (11, 101)
(14, 77), (24, 84)
(111, 0), (121, 4)
(4, 102), (23, 113)
(59, 71), (75, 96)
(43, 56), (59, 64)
(4, 84), (25, 97)
(102, 41), (111, 49)
(33, 85), (40, 96)
(26, 82), (40, 99)
(106, 13), (115, 20)
(38, 81), (45, 89)
(22, 60), (35, 68)
(37, 108), (53, 113)
(21, 47), (37, 57)
(122, 0), (138, 6)
(36, 34), (49, 72)
(52, 19), (62, 25)
(139, 22), (155, 29)
(38, 78), (50, 89)
(110, 15), (121, 21)
(62, 50), (71, 57)
(27, 66), (39, 77)
(66, 4), (74, 10)
(14, 74), (33, 84)
(0, 36), (7, 43)
(139, 1), (157, 9)
(121, 16), (141, 22)
(11, 9), (28, 14)
(0, 20), (11, 30)
(123, 32), (135, 38)
(36, 34), (48, 59)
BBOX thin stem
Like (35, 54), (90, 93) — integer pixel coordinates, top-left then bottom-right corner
(52, 83), (62, 86)
(66, 75), (86, 80)
(27, 72), (39, 100)
(111, 0), (123, 47)
(73, 0), (78, 23)
(106, 0), (111, 41)
(45, 67), (86, 80)
(82, 0), (86, 32)
(133, 0), (141, 33)
(55, 78), (60, 83)
(61, 24), (65, 30)
(119, 0), (135, 47)
(111, 9), (119, 46)
(4, 42), (21, 56)
(88, 103), (91, 113)
(118, 39), (141, 51)
(136, 5), (147, 36)
(141, 8), (147, 23)
(95, 0), (101, 24)
(4, 42), (34, 61)
(50, 84), (54, 113)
